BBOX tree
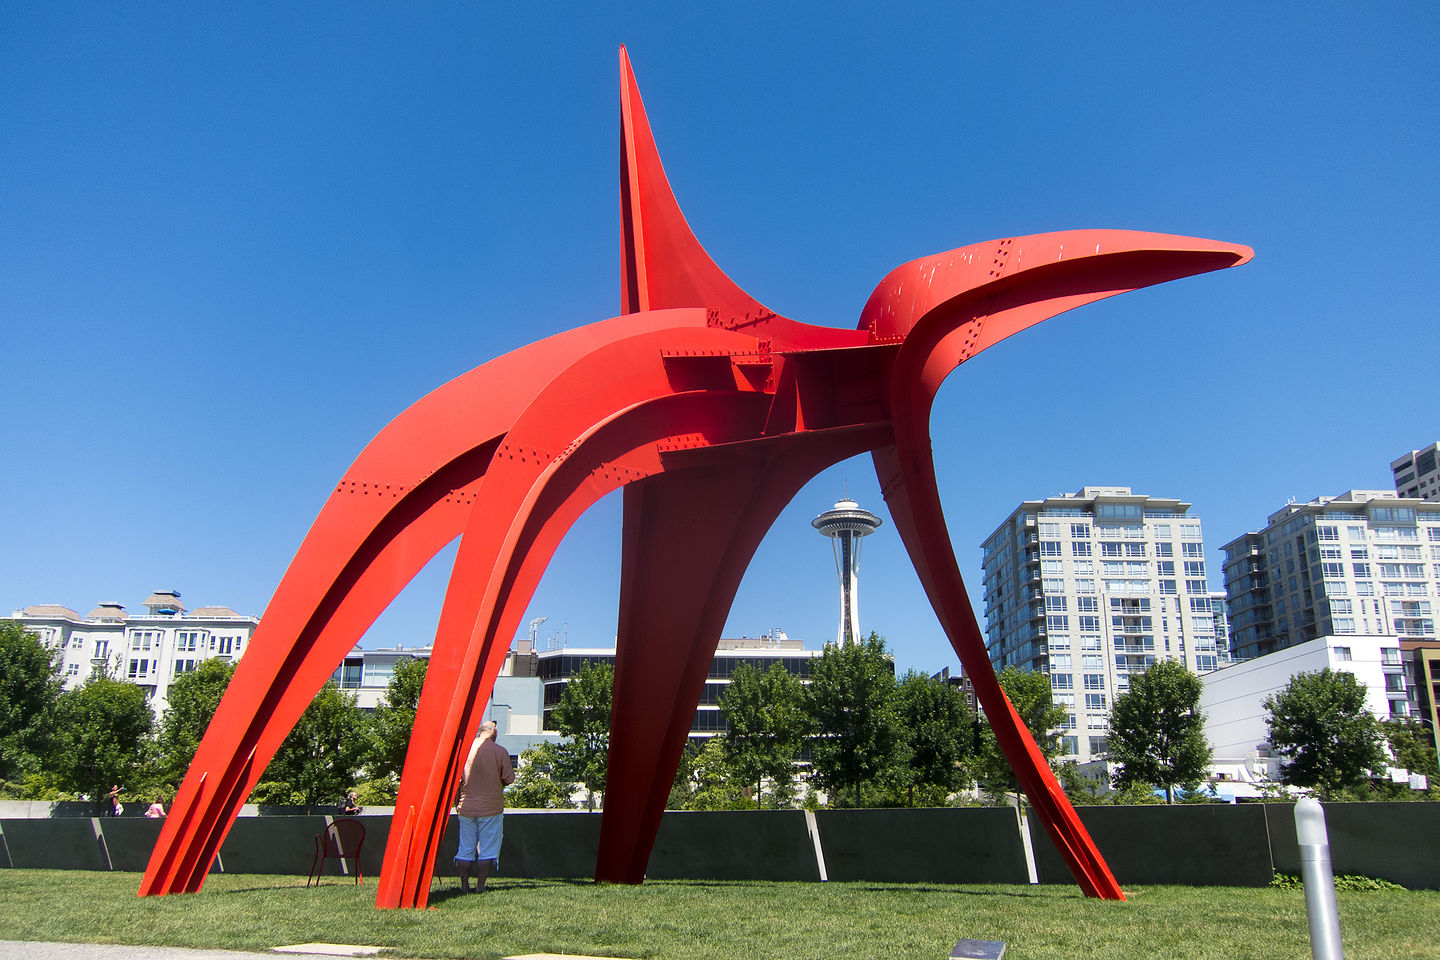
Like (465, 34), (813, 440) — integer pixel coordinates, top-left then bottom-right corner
(253, 681), (370, 807)
(367, 655), (428, 781)
(154, 658), (235, 790)
(1382, 717), (1438, 776)
(550, 660), (613, 808)
(718, 662), (808, 809)
(1265, 668), (1386, 797)
(669, 737), (751, 811)
(0, 620), (64, 788)
(890, 671), (974, 805)
(803, 632), (902, 807)
(974, 667), (1065, 802)
(505, 742), (577, 809)
(50, 677), (155, 811)
(1106, 658), (1213, 803)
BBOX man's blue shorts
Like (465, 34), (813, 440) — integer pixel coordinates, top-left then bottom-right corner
(456, 813), (504, 863)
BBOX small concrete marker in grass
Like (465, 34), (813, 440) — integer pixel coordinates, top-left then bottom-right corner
(951, 938), (1006, 960)
(273, 945), (388, 957)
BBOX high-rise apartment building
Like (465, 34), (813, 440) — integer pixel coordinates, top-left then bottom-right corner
(981, 487), (1223, 765)
(1392, 442), (1440, 501)
(1221, 490), (1440, 663)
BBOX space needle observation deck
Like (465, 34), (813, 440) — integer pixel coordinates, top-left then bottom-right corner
(811, 497), (883, 645)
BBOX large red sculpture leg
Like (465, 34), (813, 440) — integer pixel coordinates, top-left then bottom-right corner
(877, 440), (1123, 898)
(599, 425), (889, 883)
(141, 309), (714, 897)
(377, 325), (784, 907)
(863, 235), (1253, 900)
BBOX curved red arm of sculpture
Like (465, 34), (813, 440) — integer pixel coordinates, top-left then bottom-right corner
(140, 46), (1251, 908)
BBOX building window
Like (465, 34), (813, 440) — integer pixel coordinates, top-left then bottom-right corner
(1045, 596), (1068, 612)
(1072, 541), (1092, 557)
(1083, 673), (1106, 691)
(1085, 693), (1107, 711)
(1051, 674), (1073, 691)
(1040, 540), (1062, 557)
(1047, 615), (1069, 633)
(1071, 524), (1090, 539)
(1334, 646), (1352, 661)
(65, 663), (79, 677)
(1318, 526), (1339, 542)
(1333, 618), (1355, 634)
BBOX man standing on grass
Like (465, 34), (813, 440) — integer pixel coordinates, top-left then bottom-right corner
(453, 719), (515, 893)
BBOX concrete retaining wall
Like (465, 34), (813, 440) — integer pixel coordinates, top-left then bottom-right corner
(1264, 801), (1440, 889)
(816, 807), (1030, 884)
(2, 803), (1437, 888)
(1032, 804), (1274, 887)
(648, 810), (819, 881)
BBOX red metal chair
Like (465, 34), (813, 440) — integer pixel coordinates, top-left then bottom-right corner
(308, 818), (365, 886)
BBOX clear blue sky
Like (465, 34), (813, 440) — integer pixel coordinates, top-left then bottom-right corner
(3, 4), (1436, 677)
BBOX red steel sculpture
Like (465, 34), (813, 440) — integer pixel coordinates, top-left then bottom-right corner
(139, 48), (1251, 908)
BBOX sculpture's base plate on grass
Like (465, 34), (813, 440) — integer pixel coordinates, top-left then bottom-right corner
(952, 939), (1006, 960)
(273, 946), (388, 957)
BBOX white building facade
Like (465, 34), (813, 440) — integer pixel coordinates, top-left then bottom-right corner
(981, 487), (1225, 765)
(1199, 634), (1409, 792)
(1391, 442), (1440, 502)
(12, 590), (259, 716)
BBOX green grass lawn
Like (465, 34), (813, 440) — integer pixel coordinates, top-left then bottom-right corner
(0, 871), (1435, 960)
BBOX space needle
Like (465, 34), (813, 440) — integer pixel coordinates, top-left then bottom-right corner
(811, 496), (883, 645)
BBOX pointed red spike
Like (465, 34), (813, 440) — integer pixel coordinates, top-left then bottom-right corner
(618, 48), (772, 322)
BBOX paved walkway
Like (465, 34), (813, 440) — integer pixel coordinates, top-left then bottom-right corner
(0, 944), (380, 960)
(0, 944), (630, 960)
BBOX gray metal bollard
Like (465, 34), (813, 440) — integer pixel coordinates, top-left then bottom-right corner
(1294, 798), (1344, 960)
